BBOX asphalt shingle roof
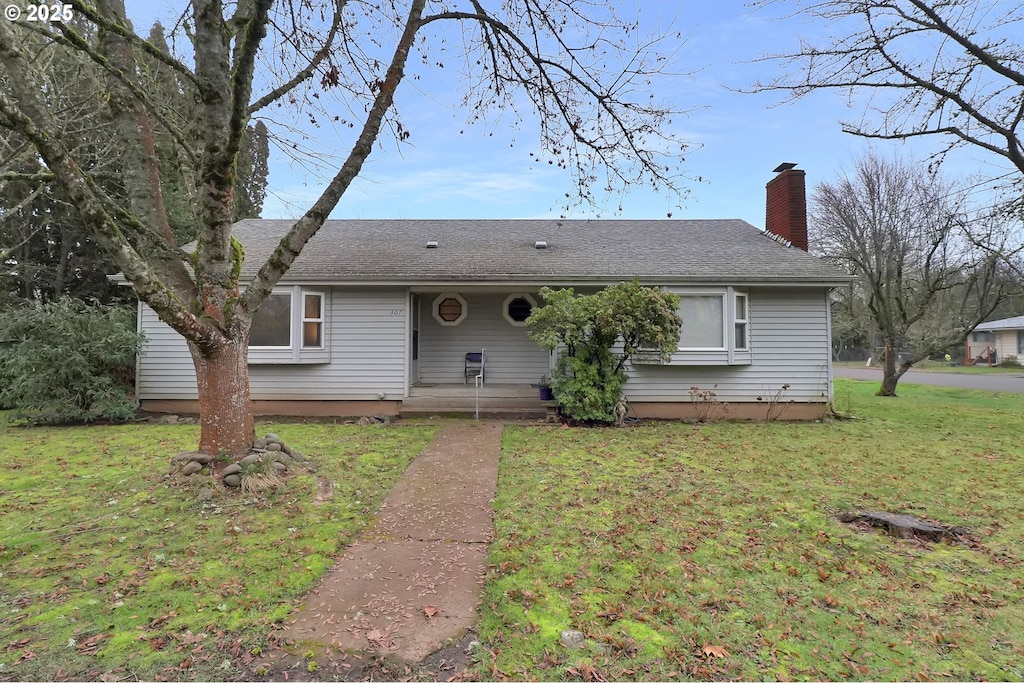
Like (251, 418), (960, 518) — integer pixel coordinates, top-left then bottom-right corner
(975, 315), (1024, 331)
(229, 218), (851, 285)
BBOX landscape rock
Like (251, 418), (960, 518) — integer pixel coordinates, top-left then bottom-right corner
(181, 461), (203, 475)
(560, 630), (586, 649)
(253, 438), (267, 450)
(197, 488), (214, 503)
(159, 414), (179, 424)
(223, 474), (241, 488)
(266, 442), (282, 451)
(358, 416), (373, 426)
(264, 433), (281, 443)
(270, 461), (288, 472)
(371, 413), (391, 424)
(221, 463), (242, 477)
(239, 453), (261, 466)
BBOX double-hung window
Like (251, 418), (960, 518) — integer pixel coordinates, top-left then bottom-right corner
(302, 293), (324, 348)
(734, 292), (749, 351)
(249, 287), (328, 363)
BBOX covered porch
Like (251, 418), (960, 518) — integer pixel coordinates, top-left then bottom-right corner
(408, 289), (553, 385)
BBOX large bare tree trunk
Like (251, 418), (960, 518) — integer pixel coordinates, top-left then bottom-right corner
(878, 369), (900, 396)
(877, 342), (912, 396)
(189, 339), (254, 458)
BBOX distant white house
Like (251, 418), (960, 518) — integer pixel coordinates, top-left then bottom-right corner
(967, 315), (1024, 365)
(129, 166), (853, 420)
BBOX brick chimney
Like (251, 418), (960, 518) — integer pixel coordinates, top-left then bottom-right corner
(765, 162), (808, 251)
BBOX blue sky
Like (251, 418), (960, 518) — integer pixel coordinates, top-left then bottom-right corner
(131, 1), (1011, 229)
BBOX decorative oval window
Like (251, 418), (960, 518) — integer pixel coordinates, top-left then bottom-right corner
(503, 293), (537, 327)
(432, 293), (467, 326)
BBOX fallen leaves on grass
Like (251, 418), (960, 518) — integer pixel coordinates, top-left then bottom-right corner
(702, 644), (729, 658)
(75, 633), (108, 656)
(567, 661), (608, 681)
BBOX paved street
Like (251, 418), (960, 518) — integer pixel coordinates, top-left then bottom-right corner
(835, 366), (1024, 393)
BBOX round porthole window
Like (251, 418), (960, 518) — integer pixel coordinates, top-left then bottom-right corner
(503, 293), (537, 327)
(432, 293), (467, 326)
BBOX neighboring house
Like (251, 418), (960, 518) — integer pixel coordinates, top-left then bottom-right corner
(967, 316), (1024, 365)
(132, 165), (853, 419)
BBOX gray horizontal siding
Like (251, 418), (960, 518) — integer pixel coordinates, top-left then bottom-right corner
(417, 292), (551, 384)
(624, 288), (831, 403)
(137, 288), (407, 400)
(137, 304), (197, 398)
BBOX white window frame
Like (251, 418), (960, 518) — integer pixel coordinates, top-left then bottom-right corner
(432, 292), (468, 327)
(676, 291), (727, 351)
(301, 292), (325, 349)
(249, 291), (294, 350)
(733, 291), (749, 351)
(502, 293), (537, 327)
(249, 286), (330, 364)
(632, 286), (750, 366)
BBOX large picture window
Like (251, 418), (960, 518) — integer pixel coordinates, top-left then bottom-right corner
(633, 286), (750, 366)
(251, 293), (292, 348)
(678, 295), (725, 349)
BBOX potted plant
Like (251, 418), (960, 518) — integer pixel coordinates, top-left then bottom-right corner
(538, 374), (555, 401)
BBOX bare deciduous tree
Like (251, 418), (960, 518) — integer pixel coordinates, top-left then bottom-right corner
(812, 153), (1013, 395)
(0, 1), (690, 460)
(754, 0), (1024, 203)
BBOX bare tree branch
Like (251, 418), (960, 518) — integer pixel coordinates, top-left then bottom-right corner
(248, 0), (345, 114)
(751, 0), (1024, 179)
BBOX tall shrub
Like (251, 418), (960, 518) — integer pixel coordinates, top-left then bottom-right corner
(0, 298), (145, 423)
(527, 281), (681, 423)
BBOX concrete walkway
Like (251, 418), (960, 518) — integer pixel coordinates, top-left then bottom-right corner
(274, 421), (503, 664)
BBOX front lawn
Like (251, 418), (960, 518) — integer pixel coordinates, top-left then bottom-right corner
(0, 420), (439, 681)
(478, 380), (1024, 680)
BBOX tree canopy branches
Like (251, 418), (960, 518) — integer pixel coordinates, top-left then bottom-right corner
(753, 1), (1024, 180)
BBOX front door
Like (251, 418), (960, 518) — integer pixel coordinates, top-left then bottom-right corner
(410, 293), (420, 384)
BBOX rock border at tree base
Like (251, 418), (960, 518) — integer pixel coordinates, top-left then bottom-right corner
(170, 432), (309, 493)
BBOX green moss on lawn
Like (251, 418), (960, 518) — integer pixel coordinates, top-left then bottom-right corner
(0, 421), (438, 681)
(477, 380), (1024, 681)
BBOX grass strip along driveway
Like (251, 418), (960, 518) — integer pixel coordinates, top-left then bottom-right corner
(477, 380), (1024, 681)
(0, 421), (439, 681)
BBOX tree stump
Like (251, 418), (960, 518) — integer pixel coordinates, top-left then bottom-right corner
(838, 510), (960, 542)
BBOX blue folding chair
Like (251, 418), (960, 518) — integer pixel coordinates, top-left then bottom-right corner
(464, 349), (485, 384)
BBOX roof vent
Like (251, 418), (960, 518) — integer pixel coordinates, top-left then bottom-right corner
(425, 240), (438, 249)
(534, 240), (548, 249)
